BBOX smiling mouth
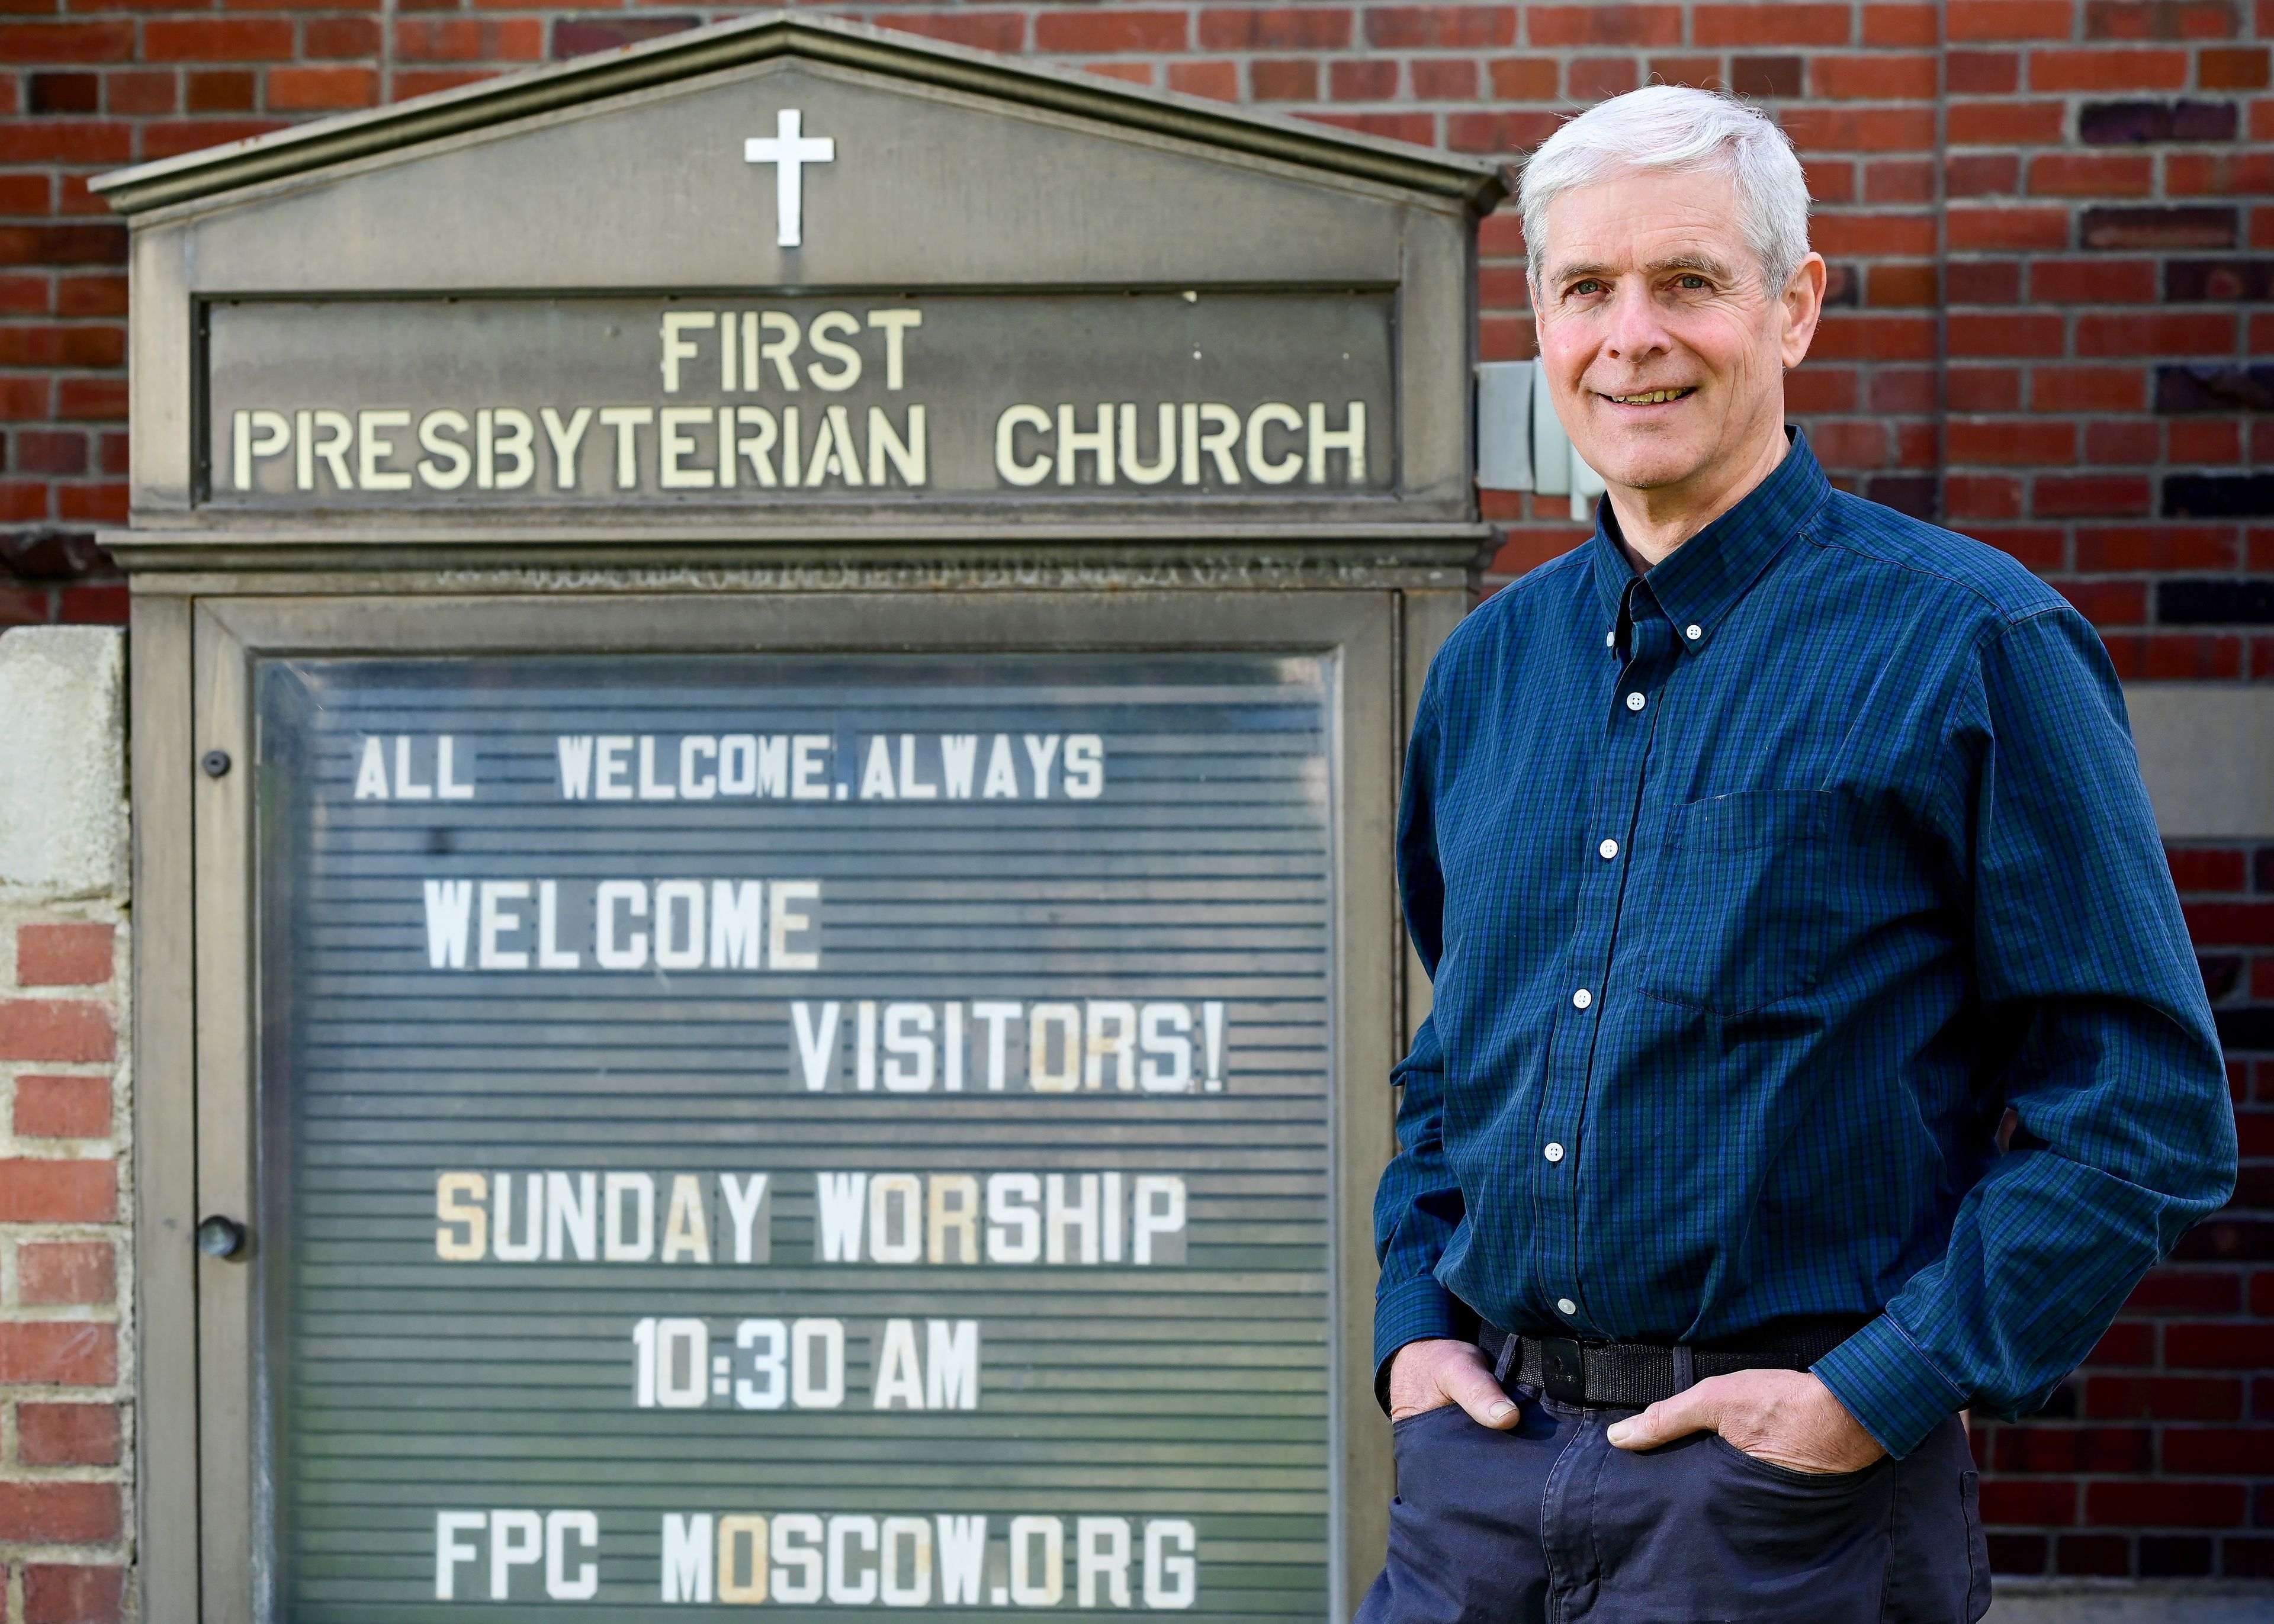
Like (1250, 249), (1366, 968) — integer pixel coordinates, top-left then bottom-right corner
(1601, 387), (1698, 405)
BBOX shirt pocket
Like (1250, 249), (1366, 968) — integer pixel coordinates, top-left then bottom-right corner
(1639, 789), (1838, 1017)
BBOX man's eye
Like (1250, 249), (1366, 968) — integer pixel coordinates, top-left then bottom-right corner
(1676, 275), (1710, 290)
(1570, 279), (1604, 297)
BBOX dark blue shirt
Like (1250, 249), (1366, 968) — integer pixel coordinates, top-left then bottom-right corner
(1376, 432), (2236, 1457)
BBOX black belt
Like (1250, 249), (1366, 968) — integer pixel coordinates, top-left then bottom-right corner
(1477, 1316), (1870, 1410)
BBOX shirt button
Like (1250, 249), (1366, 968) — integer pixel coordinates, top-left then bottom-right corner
(1598, 838), (1618, 860)
(1604, 629), (1615, 648)
(1557, 1297), (1578, 1316)
(1625, 691), (1646, 712)
(1544, 1142), (1565, 1163)
(1685, 623), (1703, 641)
(1572, 988), (1592, 1009)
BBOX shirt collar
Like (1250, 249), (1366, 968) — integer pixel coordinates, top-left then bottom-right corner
(1587, 428), (1832, 654)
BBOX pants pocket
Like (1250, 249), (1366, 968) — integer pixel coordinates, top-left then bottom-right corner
(1962, 1469), (1991, 1622)
(1584, 1430), (1895, 1624)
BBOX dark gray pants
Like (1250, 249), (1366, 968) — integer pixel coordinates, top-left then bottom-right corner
(1358, 1396), (1990, 1623)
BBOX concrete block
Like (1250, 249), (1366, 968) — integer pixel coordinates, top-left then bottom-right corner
(2126, 683), (2274, 841)
(0, 626), (127, 903)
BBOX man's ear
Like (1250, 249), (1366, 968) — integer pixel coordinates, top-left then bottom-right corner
(1779, 252), (1827, 369)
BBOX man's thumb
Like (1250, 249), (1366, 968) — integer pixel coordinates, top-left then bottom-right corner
(1450, 1365), (1519, 1429)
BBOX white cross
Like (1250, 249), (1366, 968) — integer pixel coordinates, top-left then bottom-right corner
(743, 108), (835, 249)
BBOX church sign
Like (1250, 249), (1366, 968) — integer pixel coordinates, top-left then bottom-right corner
(98, 15), (1502, 1622)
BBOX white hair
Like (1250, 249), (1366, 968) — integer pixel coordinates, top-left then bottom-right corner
(1520, 85), (1812, 291)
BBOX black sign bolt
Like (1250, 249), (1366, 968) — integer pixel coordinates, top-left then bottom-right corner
(201, 750), (232, 778)
(195, 1215), (247, 1259)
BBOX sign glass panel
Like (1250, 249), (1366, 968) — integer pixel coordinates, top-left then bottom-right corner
(252, 651), (1335, 1620)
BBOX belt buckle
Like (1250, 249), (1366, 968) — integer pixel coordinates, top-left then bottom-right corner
(1539, 1336), (1586, 1406)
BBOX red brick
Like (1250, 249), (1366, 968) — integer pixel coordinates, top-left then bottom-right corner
(1949, 474), (2026, 519)
(2088, 1374), (2246, 1419)
(1809, 313), (1938, 359)
(2083, 518), (2237, 568)
(299, 14), (377, 56)
(1448, 110), (1563, 152)
(265, 65), (379, 108)
(18, 1240), (114, 1305)
(1864, 157), (1936, 203)
(1809, 420), (1893, 468)
(56, 485), (128, 526)
(2163, 1427), (2274, 1474)
(1488, 56), (1560, 99)
(1328, 57), (1398, 99)
(0, 1322), (116, 1386)
(105, 70), (175, 115)
(0, 1157), (115, 1221)
(1949, 0), (2077, 38)
(15, 922), (113, 988)
(2029, 152), (2155, 195)
(57, 584), (130, 628)
(1812, 213), (1938, 256)
(1949, 98), (2069, 144)
(1165, 60), (1238, 101)
(2032, 47), (2191, 89)
(2029, 258), (2156, 303)
(1950, 310), (2068, 356)
(187, 69), (258, 112)
(1949, 367), (2023, 412)
(0, 1483), (119, 1545)
(1813, 52), (1939, 98)
(2166, 152), (2274, 197)
(1952, 418), (2077, 463)
(1948, 260), (2023, 302)
(1778, 105), (1938, 149)
(23, 1564), (124, 1624)
(1250, 58), (1319, 100)
(143, 17), (297, 60)
(2085, 0), (2239, 38)
(0, 21), (134, 63)
(1649, 54), (1726, 89)
(139, 118), (290, 161)
(1693, 4), (1853, 43)
(2199, 45), (2272, 88)
(1949, 50), (2022, 93)
(1803, 157), (1858, 201)
(16, 1403), (120, 1468)
(0, 999), (114, 1064)
(2036, 472), (2154, 517)
(2076, 311), (2235, 355)
(1981, 1478), (2080, 1525)
(1197, 7), (1351, 48)
(1949, 207), (2071, 249)
(1986, 527), (2070, 569)
(2032, 365), (2150, 413)
(2168, 1323), (2274, 1372)
(869, 11), (1027, 52)
(1864, 3), (1941, 44)
(2125, 1268), (2243, 1313)
(1568, 57), (1642, 99)
(1366, 5), (1515, 46)
(1994, 1424), (2153, 1472)
(1033, 10), (1187, 52)
(47, 276), (120, 323)
(2105, 631), (2245, 678)
(12, 1075), (110, 1140)
(1527, 5), (1683, 46)
(1411, 59), (1478, 98)
(2086, 1481), (2247, 1527)
(2060, 578), (2149, 623)
(2167, 419), (2242, 463)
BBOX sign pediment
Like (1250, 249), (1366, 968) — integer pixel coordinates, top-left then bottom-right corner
(98, 13), (1502, 546)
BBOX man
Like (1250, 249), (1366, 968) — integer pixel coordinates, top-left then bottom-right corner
(1361, 85), (2236, 1623)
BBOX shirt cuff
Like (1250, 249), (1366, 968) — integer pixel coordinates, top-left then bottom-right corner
(1372, 1275), (1469, 1413)
(1811, 1313), (1967, 1459)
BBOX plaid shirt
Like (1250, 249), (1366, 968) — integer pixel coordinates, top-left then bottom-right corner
(1376, 432), (2236, 1457)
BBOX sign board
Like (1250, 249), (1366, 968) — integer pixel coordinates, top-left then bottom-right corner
(256, 649), (1334, 1614)
(99, 16), (1500, 1622)
(207, 293), (1393, 507)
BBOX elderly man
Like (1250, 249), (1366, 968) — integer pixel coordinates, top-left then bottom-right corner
(1361, 85), (2236, 1623)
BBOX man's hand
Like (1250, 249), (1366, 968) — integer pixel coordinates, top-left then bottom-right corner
(1387, 1338), (1520, 1428)
(1605, 1369), (1886, 1474)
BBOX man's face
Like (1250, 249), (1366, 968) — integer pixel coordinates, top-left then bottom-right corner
(1532, 168), (1822, 498)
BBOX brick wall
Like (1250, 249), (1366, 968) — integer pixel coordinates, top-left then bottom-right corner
(0, 0), (2266, 1594)
(0, 915), (130, 1624)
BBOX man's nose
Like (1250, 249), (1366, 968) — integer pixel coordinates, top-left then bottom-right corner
(1601, 282), (1670, 362)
